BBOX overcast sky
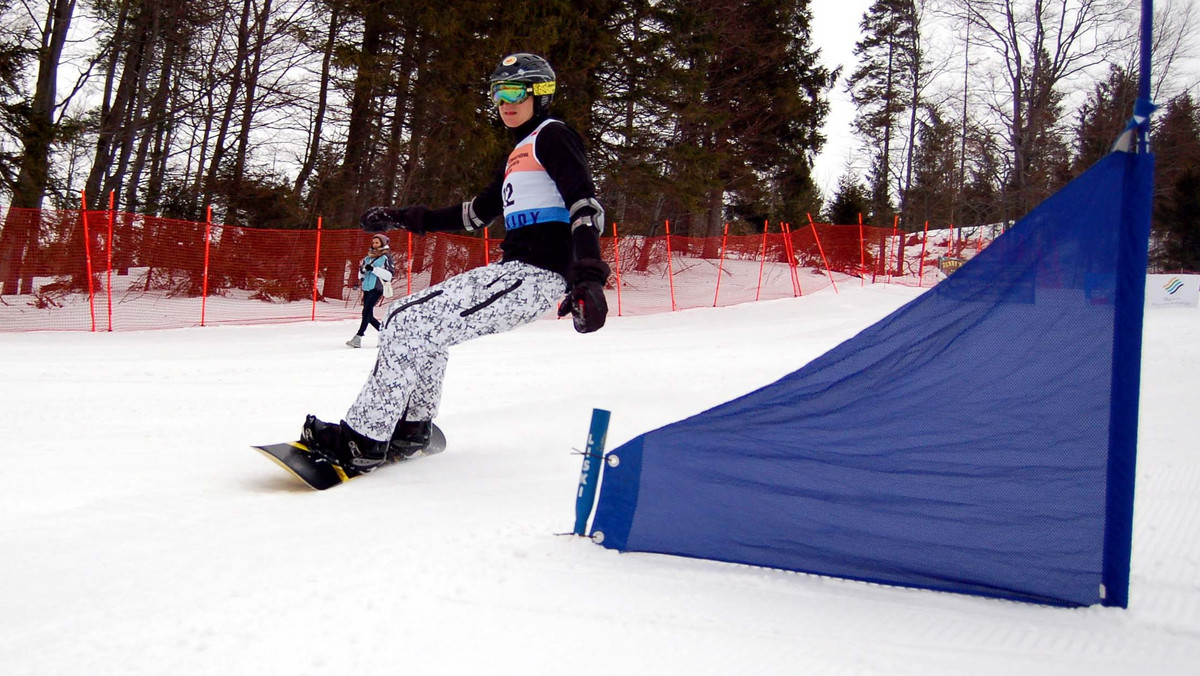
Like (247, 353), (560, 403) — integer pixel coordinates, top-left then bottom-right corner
(810, 0), (875, 197)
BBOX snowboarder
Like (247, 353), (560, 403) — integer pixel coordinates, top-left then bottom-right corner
(303, 52), (610, 471)
(346, 234), (394, 348)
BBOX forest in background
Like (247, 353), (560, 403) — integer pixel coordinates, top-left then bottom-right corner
(1, 0), (1199, 297)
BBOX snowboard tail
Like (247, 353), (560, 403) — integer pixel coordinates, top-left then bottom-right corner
(253, 424), (445, 490)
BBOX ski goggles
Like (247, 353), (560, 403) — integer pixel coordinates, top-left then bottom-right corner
(490, 80), (554, 106)
(490, 82), (531, 106)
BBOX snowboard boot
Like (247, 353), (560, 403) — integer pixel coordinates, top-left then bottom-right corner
(346, 334), (362, 348)
(388, 419), (433, 460)
(301, 414), (388, 472)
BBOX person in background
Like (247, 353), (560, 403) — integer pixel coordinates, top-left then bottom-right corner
(302, 52), (609, 470)
(346, 234), (394, 348)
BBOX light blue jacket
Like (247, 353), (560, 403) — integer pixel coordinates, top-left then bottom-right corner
(359, 253), (394, 292)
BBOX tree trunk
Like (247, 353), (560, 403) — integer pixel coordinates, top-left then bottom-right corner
(335, 2), (388, 226)
(876, 40), (896, 224)
(231, 0), (273, 216)
(899, 3), (921, 230)
(10, 0), (73, 208)
(104, 3), (164, 206)
(146, 24), (188, 214)
(701, 187), (722, 258)
(381, 21), (418, 204)
(294, 7), (340, 199)
(202, 0), (255, 208)
(188, 16), (231, 213)
(122, 3), (169, 212)
(83, 2), (149, 210)
(0, 0), (75, 295)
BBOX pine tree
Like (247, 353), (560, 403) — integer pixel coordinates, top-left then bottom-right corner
(1071, 65), (1137, 177)
(845, 0), (917, 226)
(903, 105), (959, 227)
(587, 0), (668, 228)
(959, 127), (1004, 227)
(1015, 46), (1073, 210)
(824, 172), (870, 225)
(647, 0), (834, 238)
(1151, 94), (1200, 271)
(0, 0), (32, 199)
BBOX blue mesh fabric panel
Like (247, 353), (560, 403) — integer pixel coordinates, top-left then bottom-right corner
(590, 152), (1151, 607)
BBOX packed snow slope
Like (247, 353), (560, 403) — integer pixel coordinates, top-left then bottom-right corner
(2, 284), (1197, 675)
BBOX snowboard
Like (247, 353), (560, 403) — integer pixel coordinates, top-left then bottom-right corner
(253, 424), (446, 490)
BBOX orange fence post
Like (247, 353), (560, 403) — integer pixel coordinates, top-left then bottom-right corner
(81, 191), (96, 332)
(713, 222), (729, 307)
(888, 215), (899, 283)
(858, 213), (866, 287)
(106, 191), (114, 331)
(784, 222), (802, 297)
(201, 205), (213, 326)
(918, 220), (930, 286)
(793, 223), (804, 296)
(406, 231), (413, 295)
(664, 219), (677, 311)
(755, 219), (769, 301)
(612, 222), (623, 317)
(483, 227), (490, 266)
(780, 221), (792, 296)
(310, 216), (322, 321)
(807, 213), (838, 295)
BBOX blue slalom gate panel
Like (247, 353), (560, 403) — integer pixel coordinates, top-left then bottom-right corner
(590, 150), (1152, 607)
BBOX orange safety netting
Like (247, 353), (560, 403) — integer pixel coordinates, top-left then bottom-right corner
(0, 207), (989, 332)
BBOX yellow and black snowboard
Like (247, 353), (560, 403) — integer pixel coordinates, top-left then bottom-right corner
(253, 425), (446, 490)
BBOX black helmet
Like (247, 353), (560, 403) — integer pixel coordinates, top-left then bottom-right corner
(489, 53), (556, 113)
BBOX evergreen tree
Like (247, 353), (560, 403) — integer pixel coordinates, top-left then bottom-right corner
(958, 127), (1004, 227)
(824, 172), (870, 225)
(588, 0), (670, 227)
(647, 0), (833, 239)
(845, 0), (917, 226)
(1151, 94), (1200, 271)
(903, 104), (959, 227)
(1014, 46), (1072, 210)
(0, 0), (32, 197)
(1070, 65), (1137, 177)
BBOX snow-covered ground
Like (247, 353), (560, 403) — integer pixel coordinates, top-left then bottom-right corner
(2, 284), (1197, 675)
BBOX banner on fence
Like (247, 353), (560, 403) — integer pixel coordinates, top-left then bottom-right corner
(1146, 274), (1199, 308)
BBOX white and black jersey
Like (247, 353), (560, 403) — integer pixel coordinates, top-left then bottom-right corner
(417, 114), (603, 282)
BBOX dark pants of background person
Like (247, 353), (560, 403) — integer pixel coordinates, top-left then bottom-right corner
(357, 287), (384, 336)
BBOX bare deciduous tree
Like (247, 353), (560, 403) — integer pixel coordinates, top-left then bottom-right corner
(947, 0), (1133, 215)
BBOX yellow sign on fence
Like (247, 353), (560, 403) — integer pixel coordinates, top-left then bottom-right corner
(938, 257), (966, 275)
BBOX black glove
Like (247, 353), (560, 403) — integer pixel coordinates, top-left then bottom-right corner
(363, 264), (374, 272)
(360, 205), (428, 234)
(557, 258), (611, 334)
(360, 206), (405, 232)
(558, 281), (608, 333)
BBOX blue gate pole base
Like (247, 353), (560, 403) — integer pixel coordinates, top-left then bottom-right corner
(573, 409), (611, 536)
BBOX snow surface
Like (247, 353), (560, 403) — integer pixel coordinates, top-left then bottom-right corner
(2, 284), (1198, 675)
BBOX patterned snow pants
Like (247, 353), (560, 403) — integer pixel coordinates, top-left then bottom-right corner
(345, 261), (567, 441)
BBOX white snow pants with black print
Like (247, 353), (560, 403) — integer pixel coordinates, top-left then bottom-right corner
(345, 261), (566, 441)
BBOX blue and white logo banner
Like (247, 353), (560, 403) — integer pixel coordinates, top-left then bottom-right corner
(1146, 274), (1199, 308)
